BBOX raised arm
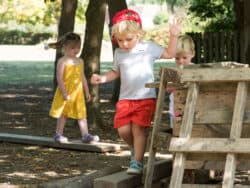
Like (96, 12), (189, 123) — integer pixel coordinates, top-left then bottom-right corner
(161, 17), (182, 59)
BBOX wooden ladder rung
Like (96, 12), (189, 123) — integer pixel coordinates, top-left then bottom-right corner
(170, 138), (250, 153)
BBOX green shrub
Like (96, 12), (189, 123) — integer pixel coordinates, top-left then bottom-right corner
(0, 30), (54, 45)
(153, 12), (169, 25)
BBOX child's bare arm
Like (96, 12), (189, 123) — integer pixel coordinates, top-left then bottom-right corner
(56, 59), (69, 100)
(91, 70), (120, 84)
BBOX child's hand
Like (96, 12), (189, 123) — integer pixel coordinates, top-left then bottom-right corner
(63, 93), (70, 101)
(169, 15), (182, 37)
(85, 93), (91, 102)
(91, 74), (105, 84)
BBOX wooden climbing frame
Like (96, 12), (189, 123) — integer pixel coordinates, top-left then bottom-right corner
(144, 62), (250, 188)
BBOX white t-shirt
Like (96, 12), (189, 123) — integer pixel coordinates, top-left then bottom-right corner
(112, 41), (164, 100)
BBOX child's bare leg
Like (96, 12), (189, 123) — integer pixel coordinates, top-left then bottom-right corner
(78, 118), (99, 143)
(56, 115), (67, 135)
(54, 115), (68, 143)
(126, 123), (145, 174)
(117, 124), (133, 147)
(132, 123), (146, 162)
(78, 118), (88, 136)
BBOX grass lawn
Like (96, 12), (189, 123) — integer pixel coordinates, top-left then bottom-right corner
(0, 60), (175, 85)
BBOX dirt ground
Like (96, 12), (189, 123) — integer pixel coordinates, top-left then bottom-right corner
(0, 82), (178, 187)
(0, 82), (136, 187)
(3, 82), (250, 187)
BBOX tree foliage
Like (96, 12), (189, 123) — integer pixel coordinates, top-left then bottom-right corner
(0, 0), (86, 32)
(188, 0), (236, 31)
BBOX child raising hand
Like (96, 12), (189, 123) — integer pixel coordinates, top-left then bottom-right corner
(49, 32), (99, 144)
(91, 9), (181, 174)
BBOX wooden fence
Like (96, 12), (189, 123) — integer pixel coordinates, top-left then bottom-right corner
(188, 31), (246, 64)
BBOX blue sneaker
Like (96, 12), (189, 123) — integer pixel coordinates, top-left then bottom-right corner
(127, 160), (143, 174)
(54, 134), (68, 143)
(82, 134), (100, 143)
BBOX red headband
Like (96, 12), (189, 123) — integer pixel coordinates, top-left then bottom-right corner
(112, 9), (142, 28)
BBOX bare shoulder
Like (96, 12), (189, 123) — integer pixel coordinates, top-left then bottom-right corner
(57, 57), (68, 67)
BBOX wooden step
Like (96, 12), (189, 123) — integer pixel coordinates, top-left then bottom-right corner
(0, 133), (124, 153)
(94, 159), (172, 188)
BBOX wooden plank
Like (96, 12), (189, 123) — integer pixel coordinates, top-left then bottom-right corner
(223, 82), (248, 188)
(145, 82), (160, 88)
(181, 184), (249, 188)
(94, 159), (172, 188)
(208, 32), (213, 62)
(0, 133), (122, 153)
(169, 83), (199, 188)
(169, 138), (250, 153)
(173, 123), (250, 138)
(214, 32), (219, 62)
(185, 160), (250, 171)
(232, 31), (239, 62)
(181, 68), (250, 82)
(219, 32), (225, 61)
(194, 110), (250, 124)
(41, 165), (123, 188)
(182, 184), (221, 188)
(186, 153), (250, 162)
(144, 68), (168, 188)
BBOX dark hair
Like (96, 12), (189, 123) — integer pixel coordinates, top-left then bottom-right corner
(48, 32), (81, 49)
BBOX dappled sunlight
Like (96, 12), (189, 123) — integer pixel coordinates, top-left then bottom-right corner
(100, 99), (110, 103)
(0, 154), (9, 163)
(0, 159), (7, 163)
(22, 102), (37, 106)
(43, 171), (59, 177)
(13, 126), (28, 130)
(4, 112), (23, 116)
(0, 93), (45, 99)
(23, 146), (40, 150)
(0, 121), (12, 125)
(0, 94), (17, 98)
(85, 170), (98, 175)
(38, 86), (53, 92)
(7, 172), (38, 179)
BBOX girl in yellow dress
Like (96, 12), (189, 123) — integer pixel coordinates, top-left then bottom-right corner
(48, 32), (99, 143)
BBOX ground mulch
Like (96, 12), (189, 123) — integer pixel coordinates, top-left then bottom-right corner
(0, 82), (131, 187)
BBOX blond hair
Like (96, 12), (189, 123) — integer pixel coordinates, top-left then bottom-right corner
(111, 20), (145, 40)
(176, 35), (195, 54)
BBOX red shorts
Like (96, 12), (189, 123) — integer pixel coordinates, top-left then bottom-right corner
(114, 98), (156, 128)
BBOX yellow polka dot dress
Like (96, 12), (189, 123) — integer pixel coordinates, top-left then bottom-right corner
(49, 62), (87, 119)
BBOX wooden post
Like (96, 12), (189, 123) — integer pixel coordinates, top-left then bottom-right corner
(144, 68), (168, 188)
(222, 82), (248, 188)
(169, 83), (199, 188)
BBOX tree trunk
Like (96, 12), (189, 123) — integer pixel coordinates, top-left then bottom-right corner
(53, 0), (77, 89)
(243, 0), (250, 65)
(81, 0), (107, 128)
(107, 0), (127, 104)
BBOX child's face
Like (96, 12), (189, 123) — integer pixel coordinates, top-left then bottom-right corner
(114, 32), (139, 52)
(63, 42), (81, 57)
(175, 52), (194, 65)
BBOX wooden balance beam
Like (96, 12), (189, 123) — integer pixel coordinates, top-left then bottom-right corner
(0, 133), (124, 153)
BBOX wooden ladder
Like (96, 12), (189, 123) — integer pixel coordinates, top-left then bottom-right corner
(144, 63), (250, 188)
(144, 67), (177, 188)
